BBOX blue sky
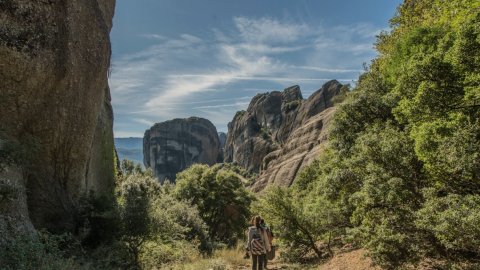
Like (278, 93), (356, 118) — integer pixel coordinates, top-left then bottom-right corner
(110, 0), (402, 137)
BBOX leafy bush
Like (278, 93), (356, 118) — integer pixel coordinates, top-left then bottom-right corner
(282, 100), (301, 112)
(0, 231), (86, 270)
(139, 240), (200, 269)
(261, 1), (480, 268)
(175, 164), (254, 246)
(76, 191), (120, 247)
(254, 179), (346, 262)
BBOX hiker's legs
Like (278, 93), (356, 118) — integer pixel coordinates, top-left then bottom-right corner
(258, 254), (264, 270)
(262, 254), (267, 268)
(252, 255), (258, 270)
(252, 254), (264, 270)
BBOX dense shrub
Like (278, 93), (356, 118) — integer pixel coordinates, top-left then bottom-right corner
(0, 231), (85, 270)
(175, 164), (254, 246)
(263, 1), (480, 268)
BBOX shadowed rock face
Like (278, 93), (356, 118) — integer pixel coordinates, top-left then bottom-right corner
(144, 117), (221, 183)
(0, 0), (116, 238)
(217, 132), (227, 162)
(224, 80), (343, 191)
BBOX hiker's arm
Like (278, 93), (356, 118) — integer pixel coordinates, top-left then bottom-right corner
(247, 229), (253, 251)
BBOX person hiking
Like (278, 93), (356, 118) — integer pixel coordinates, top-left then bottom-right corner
(260, 219), (274, 269)
(247, 215), (271, 270)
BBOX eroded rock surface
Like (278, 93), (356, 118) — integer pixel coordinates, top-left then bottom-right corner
(0, 0), (116, 236)
(144, 117), (221, 183)
(224, 80), (343, 191)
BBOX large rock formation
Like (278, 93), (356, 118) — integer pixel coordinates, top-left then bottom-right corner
(224, 80), (343, 191)
(144, 117), (221, 183)
(0, 0), (116, 239)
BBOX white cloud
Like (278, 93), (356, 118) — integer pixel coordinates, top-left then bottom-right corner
(233, 17), (310, 43)
(110, 16), (383, 135)
(132, 118), (154, 126)
(192, 102), (250, 110)
(294, 66), (363, 73)
(168, 74), (353, 83)
(140, 34), (166, 40)
(114, 130), (145, 138)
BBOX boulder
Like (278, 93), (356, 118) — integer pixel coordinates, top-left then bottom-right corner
(144, 117), (221, 183)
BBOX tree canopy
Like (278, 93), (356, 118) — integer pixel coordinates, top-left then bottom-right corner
(261, 1), (480, 268)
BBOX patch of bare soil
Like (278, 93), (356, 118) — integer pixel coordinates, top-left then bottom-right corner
(317, 249), (380, 270)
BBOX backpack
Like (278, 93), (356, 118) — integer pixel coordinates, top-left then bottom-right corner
(250, 228), (265, 255)
(265, 227), (274, 244)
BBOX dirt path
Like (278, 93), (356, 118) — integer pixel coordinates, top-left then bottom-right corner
(229, 258), (292, 270)
(228, 249), (378, 270)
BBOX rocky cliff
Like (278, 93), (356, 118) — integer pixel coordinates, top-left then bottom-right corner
(0, 0), (116, 239)
(144, 117), (221, 183)
(224, 80), (343, 191)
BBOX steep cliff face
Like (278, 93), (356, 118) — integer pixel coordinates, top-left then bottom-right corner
(0, 0), (116, 237)
(144, 117), (221, 183)
(224, 80), (343, 191)
(217, 132), (227, 162)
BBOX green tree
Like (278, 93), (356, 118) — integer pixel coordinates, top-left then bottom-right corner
(118, 174), (160, 266)
(174, 164), (254, 246)
(265, 1), (480, 268)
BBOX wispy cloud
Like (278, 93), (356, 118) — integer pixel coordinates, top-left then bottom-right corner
(294, 66), (363, 73)
(110, 16), (382, 134)
(169, 74), (354, 83)
(132, 118), (155, 126)
(193, 102), (250, 110)
(233, 17), (310, 43)
(140, 34), (166, 40)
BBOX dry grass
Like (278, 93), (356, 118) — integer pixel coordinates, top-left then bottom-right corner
(158, 245), (247, 270)
(157, 246), (379, 270)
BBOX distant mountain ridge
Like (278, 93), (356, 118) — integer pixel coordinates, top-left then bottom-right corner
(115, 137), (144, 165)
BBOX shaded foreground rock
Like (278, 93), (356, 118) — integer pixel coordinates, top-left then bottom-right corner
(0, 0), (116, 238)
(224, 80), (343, 191)
(144, 117), (221, 183)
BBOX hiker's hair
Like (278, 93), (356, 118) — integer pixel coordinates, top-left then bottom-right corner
(251, 215), (262, 229)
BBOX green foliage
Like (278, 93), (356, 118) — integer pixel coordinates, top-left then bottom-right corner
(120, 159), (143, 176)
(332, 84), (351, 104)
(416, 191), (480, 256)
(254, 186), (332, 262)
(116, 172), (208, 268)
(117, 173), (160, 265)
(150, 186), (210, 252)
(76, 191), (120, 247)
(263, 1), (480, 268)
(0, 231), (86, 270)
(347, 124), (426, 269)
(254, 158), (353, 262)
(260, 127), (272, 140)
(175, 164), (254, 246)
(282, 100), (301, 112)
(139, 240), (199, 269)
(221, 163), (257, 185)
